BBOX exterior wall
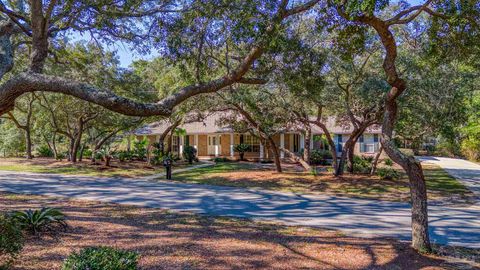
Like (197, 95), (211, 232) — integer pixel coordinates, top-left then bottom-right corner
(220, 134), (230, 156)
(197, 135), (208, 156)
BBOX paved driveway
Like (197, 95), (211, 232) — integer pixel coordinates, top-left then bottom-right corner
(0, 170), (478, 248)
(418, 156), (480, 199)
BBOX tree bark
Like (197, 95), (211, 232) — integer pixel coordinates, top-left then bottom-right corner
(303, 128), (311, 163)
(352, 14), (431, 251)
(267, 136), (282, 173)
(370, 145), (383, 175)
(25, 128), (33, 159)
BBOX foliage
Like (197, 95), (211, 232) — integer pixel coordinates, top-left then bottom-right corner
(377, 167), (400, 180)
(384, 158), (393, 166)
(212, 157), (231, 163)
(98, 146), (116, 167)
(117, 151), (133, 162)
(0, 213), (24, 269)
(183, 146), (197, 164)
(310, 150), (332, 165)
(460, 93), (480, 161)
(11, 208), (67, 235)
(352, 155), (372, 174)
(133, 139), (148, 161)
(62, 246), (139, 270)
(37, 145), (54, 158)
(234, 144), (250, 161)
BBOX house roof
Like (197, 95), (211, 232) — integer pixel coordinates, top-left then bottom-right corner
(134, 112), (382, 136)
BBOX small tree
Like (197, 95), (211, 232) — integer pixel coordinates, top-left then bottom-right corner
(98, 146), (116, 167)
(234, 144), (249, 161)
(183, 146), (197, 164)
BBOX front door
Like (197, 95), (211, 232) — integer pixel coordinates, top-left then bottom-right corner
(208, 135), (221, 156)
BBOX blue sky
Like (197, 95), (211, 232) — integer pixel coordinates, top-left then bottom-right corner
(74, 0), (425, 68)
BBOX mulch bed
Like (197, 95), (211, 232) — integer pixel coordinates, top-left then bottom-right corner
(1, 192), (477, 270)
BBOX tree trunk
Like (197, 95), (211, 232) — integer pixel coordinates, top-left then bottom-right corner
(25, 128), (33, 159)
(70, 119), (85, 163)
(382, 95), (431, 252)
(303, 128), (311, 163)
(267, 137), (282, 173)
(79, 143), (86, 162)
(347, 135), (362, 173)
(370, 145), (383, 175)
(313, 121), (338, 171)
(159, 121), (180, 155)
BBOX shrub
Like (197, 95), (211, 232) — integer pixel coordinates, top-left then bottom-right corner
(377, 167), (400, 180)
(234, 144), (250, 161)
(117, 150), (133, 162)
(183, 146), (197, 164)
(37, 145), (54, 157)
(352, 155), (372, 174)
(62, 246), (139, 270)
(212, 157), (230, 163)
(0, 214), (24, 269)
(12, 208), (67, 235)
(133, 139), (147, 161)
(310, 150), (332, 165)
(384, 158), (393, 166)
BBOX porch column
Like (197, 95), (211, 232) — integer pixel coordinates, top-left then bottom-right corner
(259, 143), (264, 160)
(179, 136), (184, 157)
(230, 133), (234, 158)
(300, 133), (305, 150)
(194, 134), (198, 150)
(280, 134), (285, 158)
(214, 135), (219, 157)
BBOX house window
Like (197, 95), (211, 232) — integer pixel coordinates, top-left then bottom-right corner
(243, 134), (260, 152)
(172, 135), (179, 152)
(336, 134), (343, 152)
(185, 135), (190, 147)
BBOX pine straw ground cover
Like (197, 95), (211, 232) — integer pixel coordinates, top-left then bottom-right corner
(1, 192), (478, 270)
(173, 162), (475, 205)
(0, 158), (194, 178)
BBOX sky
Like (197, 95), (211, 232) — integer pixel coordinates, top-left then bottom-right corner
(72, 0), (425, 68)
(71, 31), (159, 68)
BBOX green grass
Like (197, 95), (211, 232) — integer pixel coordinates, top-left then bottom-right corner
(422, 164), (472, 198)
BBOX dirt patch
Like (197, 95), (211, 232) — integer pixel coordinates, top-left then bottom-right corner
(0, 192), (477, 270)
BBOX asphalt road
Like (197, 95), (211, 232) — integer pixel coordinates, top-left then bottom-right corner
(0, 162), (478, 248)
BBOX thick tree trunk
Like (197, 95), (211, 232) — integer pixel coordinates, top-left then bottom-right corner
(68, 139), (74, 162)
(370, 145), (383, 175)
(52, 133), (58, 160)
(25, 128), (33, 159)
(267, 137), (282, 173)
(303, 128), (311, 163)
(346, 135), (362, 173)
(312, 120), (338, 171)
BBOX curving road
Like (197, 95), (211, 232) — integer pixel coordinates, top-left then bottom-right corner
(0, 157), (479, 248)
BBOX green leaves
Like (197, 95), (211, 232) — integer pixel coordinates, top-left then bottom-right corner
(11, 207), (67, 235)
(62, 246), (139, 270)
(0, 213), (24, 269)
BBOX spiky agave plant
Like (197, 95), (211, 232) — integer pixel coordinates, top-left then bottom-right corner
(11, 207), (67, 235)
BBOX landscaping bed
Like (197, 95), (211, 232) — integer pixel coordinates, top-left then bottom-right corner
(0, 158), (196, 178)
(1, 192), (477, 270)
(172, 162), (475, 204)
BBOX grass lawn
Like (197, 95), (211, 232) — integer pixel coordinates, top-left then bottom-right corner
(1, 192), (477, 270)
(0, 158), (180, 178)
(172, 162), (475, 204)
